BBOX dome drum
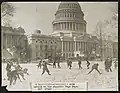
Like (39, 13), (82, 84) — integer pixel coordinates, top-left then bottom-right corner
(52, 20), (87, 25)
(52, 2), (87, 35)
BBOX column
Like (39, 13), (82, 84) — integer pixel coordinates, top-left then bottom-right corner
(67, 41), (69, 52)
(69, 22), (70, 30)
(1, 32), (3, 49)
(77, 41), (79, 51)
(64, 41), (66, 52)
(61, 39), (64, 56)
(69, 41), (71, 52)
(61, 23), (63, 30)
(72, 23), (73, 31)
(65, 22), (66, 30)
(6, 34), (7, 49)
(75, 41), (76, 51)
(67, 22), (68, 30)
(75, 23), (76, 31)
(76, 23), (78, 31)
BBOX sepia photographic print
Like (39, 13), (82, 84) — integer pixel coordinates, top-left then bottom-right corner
(1, 1), (118, 91)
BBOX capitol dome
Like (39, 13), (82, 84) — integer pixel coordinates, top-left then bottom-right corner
(52, 2), (87, 35)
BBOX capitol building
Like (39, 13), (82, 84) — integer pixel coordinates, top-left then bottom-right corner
(28, 2), (99, 60)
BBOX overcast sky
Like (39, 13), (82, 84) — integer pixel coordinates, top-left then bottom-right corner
(10, 2), (118, 35)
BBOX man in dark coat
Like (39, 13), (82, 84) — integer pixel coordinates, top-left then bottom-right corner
(67, 58), (69, 68)
(41, 61), (52, 75)
(104, 58), (109, 72)
(6, 60), (13, 80)
(87, 60), (90, 69)
(53, 57), (56, 68)
(68, 58), (72, 69)
(88, 63), (102, 75)
(108, 57), (112, 72)
(37, 59), (42, 69)
(57, 56), (61, 68)
(78, 58), (82, 69)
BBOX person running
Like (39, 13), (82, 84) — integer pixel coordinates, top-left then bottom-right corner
(37, 59), (42, 69)
(53, 57), (56, 68)
(67, 58), (70, 68)
(86, 60), (90, 69)
(108, 57), (112, 72)
(114, 59), (118, 69)
(41, 61), (52, 75)
(68, 59), (72, 69)
(88, 63), (102, 75)
(104, 58), (109, 72)
(6, 60), (13, 80)
(14, 62), (23, 81)
(78, 58), (82, 69)
(57, 56), (61, 68)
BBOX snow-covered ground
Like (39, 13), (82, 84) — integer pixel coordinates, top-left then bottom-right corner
(2, 61), (118, 91)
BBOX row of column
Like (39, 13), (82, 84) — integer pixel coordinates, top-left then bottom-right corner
(3, 34), (15, 49)
(35, 44), (57, 59)
(53, 22), (85, 32)
(2, 33), (25, 49)
(55, 12), (83, 19)
(61, 40), (96, 54)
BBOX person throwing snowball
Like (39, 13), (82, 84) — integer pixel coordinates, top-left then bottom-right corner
(41, 60), (52, 75)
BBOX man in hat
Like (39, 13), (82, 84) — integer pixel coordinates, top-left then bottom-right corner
(114, 58), (118, 69)
(104, 57), (109, 72)
(86, 60), (90, 69)
(108, 57), (112, 72)
(68, 58), (72, 69)
(67, 58), (70, 68)
(37, 59), (42, 69)
(57, 56), (61, 68)
(53, 57), (56, 68)
(78, 58), (82, 69)
(88, 63), (102, 75)
(41, 61), (52, 75)
(6, 60), (13, 80)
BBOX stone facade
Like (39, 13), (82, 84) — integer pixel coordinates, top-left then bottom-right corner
(28, 30), (61, 60)
(1, 26), (28, 60)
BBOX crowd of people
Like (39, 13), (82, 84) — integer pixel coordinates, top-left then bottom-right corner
(5, 58), (29, 85)
(37, 56), (118, 76)
(5, 56), (118, 86)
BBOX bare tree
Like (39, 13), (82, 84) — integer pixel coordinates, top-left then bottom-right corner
(1, 2), (15, 26)
(105, 4), (118, 28)
(93, 19), (117, 61)
(92, 21), (107, 61)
